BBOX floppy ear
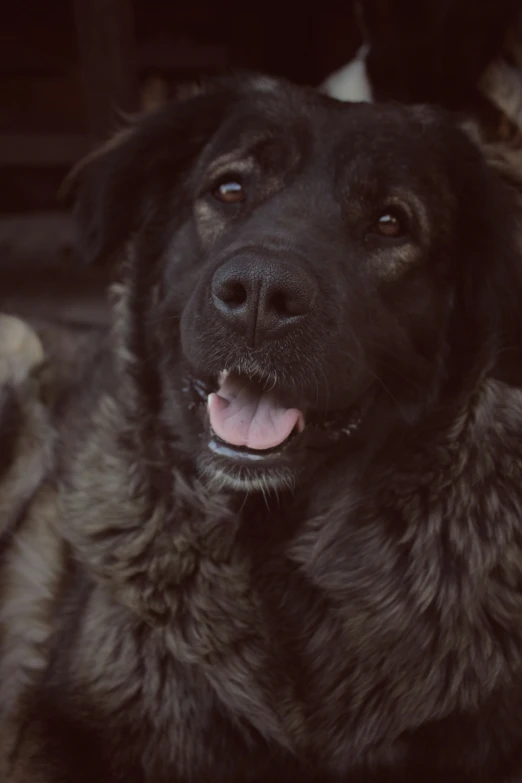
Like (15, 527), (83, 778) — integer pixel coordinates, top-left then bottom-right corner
(458, 127), (522, 385)
(485, 143), (522, 385)
(63, 82), (239, 266)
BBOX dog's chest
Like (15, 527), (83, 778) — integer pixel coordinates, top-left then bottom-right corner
(247, 409), (522, 771)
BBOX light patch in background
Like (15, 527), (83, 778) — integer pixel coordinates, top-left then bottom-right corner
(321, 46), (373, 103)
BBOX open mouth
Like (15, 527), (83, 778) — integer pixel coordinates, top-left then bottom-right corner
(186, 369), (364, 466)
(208, 371), (305, 454)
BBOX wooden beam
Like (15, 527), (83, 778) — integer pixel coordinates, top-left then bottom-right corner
(0, 134), (92, 167)
(0, 212), (74, 267)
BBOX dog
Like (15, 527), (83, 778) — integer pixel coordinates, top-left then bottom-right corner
(2, 74), (522, 782)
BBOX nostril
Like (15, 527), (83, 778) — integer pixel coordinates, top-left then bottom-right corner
(269, 289), (309, 318)
(270, 291), (291, 317)
(216, 281), (247, 308)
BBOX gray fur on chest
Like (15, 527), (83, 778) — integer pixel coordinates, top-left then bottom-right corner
(23, 379), (522, 775)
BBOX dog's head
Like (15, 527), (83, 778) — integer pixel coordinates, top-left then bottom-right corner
(68, 75), (522, 494)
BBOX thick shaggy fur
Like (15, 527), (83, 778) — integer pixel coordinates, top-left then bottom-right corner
(2, 76), (522, 781)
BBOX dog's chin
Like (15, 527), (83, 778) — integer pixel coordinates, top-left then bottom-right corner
(183, 370), (367, 495)
(201, 460), (299, 495)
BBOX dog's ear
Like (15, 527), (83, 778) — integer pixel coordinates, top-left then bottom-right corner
(62, 83), (239, 266)
(485, 144), (522, 386)
(458, 126), (522, 385)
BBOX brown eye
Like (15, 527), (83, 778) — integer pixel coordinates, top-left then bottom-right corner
(213, 181), (245, 204)
(375, 211), (405, 238)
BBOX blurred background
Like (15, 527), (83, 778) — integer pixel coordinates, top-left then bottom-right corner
(1, 0), (521, 325)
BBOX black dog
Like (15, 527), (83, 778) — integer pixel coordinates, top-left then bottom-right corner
(2, 75), (522, 782)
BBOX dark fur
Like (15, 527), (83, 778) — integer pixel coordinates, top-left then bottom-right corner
(2, 75), (522, 781)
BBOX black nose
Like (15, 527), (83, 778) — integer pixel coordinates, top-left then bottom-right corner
(211, 254), (316, 346)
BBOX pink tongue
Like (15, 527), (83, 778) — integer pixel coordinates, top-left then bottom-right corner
(208, 373), (304, 450)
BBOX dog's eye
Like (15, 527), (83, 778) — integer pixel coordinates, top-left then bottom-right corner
(213, 181), (246, 204)
(374, 210), (406, 239)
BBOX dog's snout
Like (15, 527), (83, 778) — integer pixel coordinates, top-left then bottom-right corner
(211, 255), (316, 345)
